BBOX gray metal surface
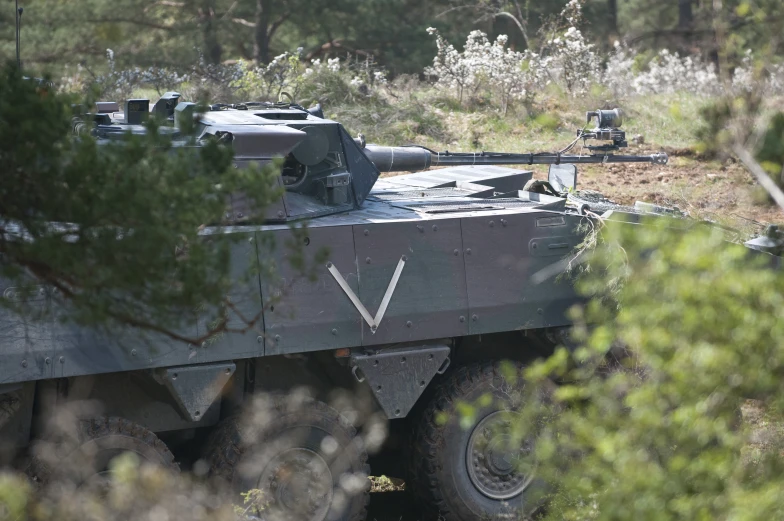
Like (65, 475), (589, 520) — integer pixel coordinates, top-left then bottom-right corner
(461, 212), (585, 334)
(0, 282), (56, 384)
(352, 219), (470, 345)
(159, 362), (235, 422)
(351, 345), (451, 418)
(49, 238), (263, 382)
(379, 165), (533, 192)
(260, 226), (362, 355)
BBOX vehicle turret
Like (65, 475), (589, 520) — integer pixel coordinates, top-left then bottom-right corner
(76, 95), (667, 223)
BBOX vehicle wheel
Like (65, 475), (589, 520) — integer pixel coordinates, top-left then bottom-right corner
(29, 416), (178, 489)
(409, 361), (551, 521)
(204, 395), (370, 521)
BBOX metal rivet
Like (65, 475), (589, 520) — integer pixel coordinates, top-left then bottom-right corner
(489, 220), (495, 227)
(465, 248), (472, 255)
(257, 335), (263, 343)
(20, 360), (27, 368)
(454, 249), (459, 256)
(225, 213), (231, 219)
(406, 321), (412, 328)
(417, 225), (424, 233)
(236, 212), (244, 218)
(501, 219), (508, 226)
(332, 328), (338, 336)
(395, 409), (401, 416)
(326, 262), (333, 268)
(459, 316), (466, 323)
(225, 368), (231, 374)
(366, 257), (371, 264)
(432, 225), (438, 231)
(274, 335), (281, 342)
(59, 357), (65, 364)
(45, 357), (51, 365)
(537, 308), (543, 315)
(201, 342), (207, 348)
(131, 349), (137, 357)
(364, 229), (370, 236)
(402, 255), (408, 261)
(277, 210), (285, 218)
(233, 163), (239, 169)
(401, 357), (407, 363)
(248, 237), (254, 243)
(472, 314), (478, 321)
(172, 373), (178, 380)
(420, 380), (426, 387)
(533, 243), (538, 249)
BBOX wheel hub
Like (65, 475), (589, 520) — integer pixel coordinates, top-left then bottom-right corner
(466, 411), (534, 500)
(258, 447), (333, 521)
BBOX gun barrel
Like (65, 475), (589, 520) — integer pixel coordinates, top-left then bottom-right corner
(362, 145), (432, 172)
(362, 145), (668, 172)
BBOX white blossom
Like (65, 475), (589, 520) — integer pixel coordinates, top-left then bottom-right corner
(373, 70), (388, 85)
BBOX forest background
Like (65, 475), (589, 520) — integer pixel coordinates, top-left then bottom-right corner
(2, 0), (782, 77)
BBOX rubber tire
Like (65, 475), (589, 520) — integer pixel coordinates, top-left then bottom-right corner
(29, 416), (178, 487)
(409, 361), (549, 521)
(203, 396), (370, 521)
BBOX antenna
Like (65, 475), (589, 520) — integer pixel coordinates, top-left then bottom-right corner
(15, 0), (23, 69)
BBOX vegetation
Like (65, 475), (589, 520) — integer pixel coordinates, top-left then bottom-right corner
(0, 64), (283, 344)
(1, 1), (784, 520)
(526, 219), (784, 521)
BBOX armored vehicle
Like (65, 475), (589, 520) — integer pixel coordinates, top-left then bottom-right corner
(1, 95), (739, 521)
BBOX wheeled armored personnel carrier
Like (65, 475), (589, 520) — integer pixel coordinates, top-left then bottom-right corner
(1, 94), (727, 521)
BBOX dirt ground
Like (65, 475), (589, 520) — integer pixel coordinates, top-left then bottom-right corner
(382, 145), (783, 236)
(575, 147), (783, 228)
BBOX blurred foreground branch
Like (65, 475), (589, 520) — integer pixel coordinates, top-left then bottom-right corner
(734, 145), (784, 212)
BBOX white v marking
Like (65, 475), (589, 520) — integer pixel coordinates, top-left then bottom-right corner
(327, 256), (407, 333)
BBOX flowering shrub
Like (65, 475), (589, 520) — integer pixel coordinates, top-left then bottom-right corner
(94, 49), (189, 99)
(603, 42), (638, 98)
(423, 1), (599, 111)
(424, 24), (783, 111)
(425, 28), (548, 112)
(58, 6), (783, 118)
(545, 27), (600, 95)
(230, 50), (306, 101)
(632, 49), (721, 95)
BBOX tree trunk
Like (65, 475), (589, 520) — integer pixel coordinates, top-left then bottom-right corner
(678, 0), (693, 30)
(202, 0), (222, 64)
(253, 0), (270, 64)
(607, 0), (618, 37)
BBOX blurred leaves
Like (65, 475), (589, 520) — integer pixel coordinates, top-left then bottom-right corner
(1, 453), (237, 521)
(521, 219), (784, 520)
